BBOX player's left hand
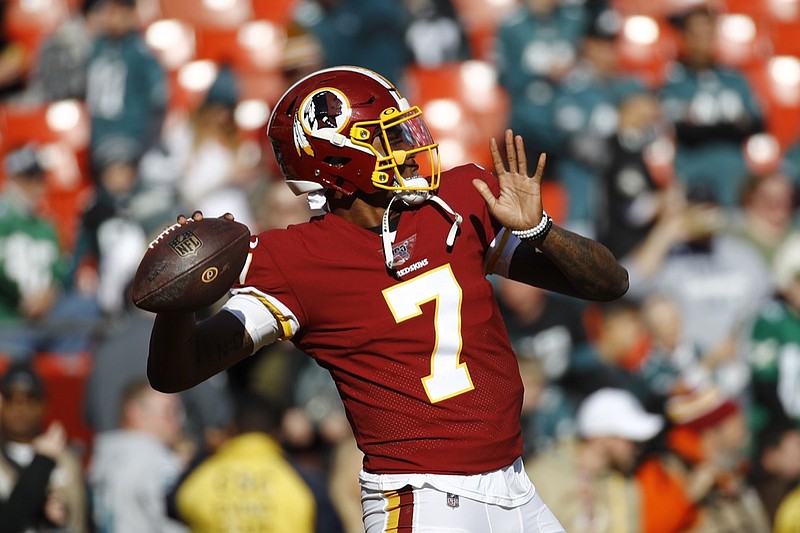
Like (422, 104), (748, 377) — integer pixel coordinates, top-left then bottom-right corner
(472, 129), (546, 231)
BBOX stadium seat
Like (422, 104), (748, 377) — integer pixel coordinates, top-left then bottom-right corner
(540, 180), (569, 226)
(721, 0), (771, 18)
(770, 18), (800, 57)
(144, 18), (197, 71)
(157, 0), (252, 29)
(34, 352), (95, 462)
(194, 21), (284, 72)
(3, 0), (70, 53)
(743, 57), (800, 148)
(714, 13), (771, 70)
(617, 15), (678, 87)
(250, 0), (300, 27)
(612, 0), (708, 17)
(168, 23), (286, 113)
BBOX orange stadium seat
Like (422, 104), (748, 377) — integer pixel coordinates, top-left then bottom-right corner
(194, 22), (284, 73)
(540, 180), (568, 226)
(3, 0), (70, 52)
(143, 18), (197, 72)
(721, 0), (770, 17)
(612, 0), (711, 17)
(617, 15), (678, 87)
(157, 0), (252, 29)
(194, 28), (243, 65)
(744, 58), (800, 148)
(250, 0), (300, 26)
(168, 24), (286, 112)
(770, 18), (800, 57)
(714, 12), (772, 71)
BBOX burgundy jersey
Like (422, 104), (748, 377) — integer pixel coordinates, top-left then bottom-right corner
(235, 164), (524, 475)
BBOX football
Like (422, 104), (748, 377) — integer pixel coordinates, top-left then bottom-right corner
(132, 217), (251, 312)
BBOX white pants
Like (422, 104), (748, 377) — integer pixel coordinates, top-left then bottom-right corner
(361, 485), (565, 533)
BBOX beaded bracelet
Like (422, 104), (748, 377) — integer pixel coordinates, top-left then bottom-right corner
(510, 211), (553, 242)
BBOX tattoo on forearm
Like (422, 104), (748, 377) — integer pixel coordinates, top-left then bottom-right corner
(541, 227), (627, 298)
(212, 332), (245, 360)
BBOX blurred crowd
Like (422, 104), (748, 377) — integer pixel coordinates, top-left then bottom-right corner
(0, 0), (799, 531)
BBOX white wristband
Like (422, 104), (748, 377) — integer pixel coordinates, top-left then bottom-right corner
(510, 211), (553, 241)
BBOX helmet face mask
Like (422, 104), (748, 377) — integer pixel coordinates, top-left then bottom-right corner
(355, 106), (440, 194)
(268, 66), (440, 199)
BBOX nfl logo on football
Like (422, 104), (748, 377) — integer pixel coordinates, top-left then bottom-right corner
(169, 230), (204, 257)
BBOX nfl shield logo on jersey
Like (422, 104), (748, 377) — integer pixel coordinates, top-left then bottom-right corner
(392, 234), (417, 267)
(446, 493), (460, 508)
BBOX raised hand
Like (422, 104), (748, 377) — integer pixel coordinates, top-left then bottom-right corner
(472, 129), (546, 231)
(33, 421), (67, 459)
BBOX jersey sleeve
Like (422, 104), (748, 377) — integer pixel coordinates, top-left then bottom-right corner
(484, 228), (521, 277)
(221, 294), (282, 352)
(228, 233), (305, 344)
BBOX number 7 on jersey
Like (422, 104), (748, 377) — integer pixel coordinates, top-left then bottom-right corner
(382, 264), (475, 403)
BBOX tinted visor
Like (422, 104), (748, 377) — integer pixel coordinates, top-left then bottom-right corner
(382, 114), (438, 181)
(384, 115), (435, 152)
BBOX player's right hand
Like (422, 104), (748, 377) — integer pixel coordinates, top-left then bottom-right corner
(177, 211), (235, 224)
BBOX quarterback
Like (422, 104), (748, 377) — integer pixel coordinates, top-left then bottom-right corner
(147, 66), (628, 532)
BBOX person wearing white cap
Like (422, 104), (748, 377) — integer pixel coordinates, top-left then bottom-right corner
(526, 388), (663, 532)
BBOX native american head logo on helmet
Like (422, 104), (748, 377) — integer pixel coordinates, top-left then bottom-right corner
(305, 90), (345, 130)
(292, 87), (351, 159)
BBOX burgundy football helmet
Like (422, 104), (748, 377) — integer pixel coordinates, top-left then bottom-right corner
(267, 66), (440, 198)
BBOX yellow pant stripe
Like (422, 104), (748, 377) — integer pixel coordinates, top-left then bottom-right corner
(384, 490), (401, 532)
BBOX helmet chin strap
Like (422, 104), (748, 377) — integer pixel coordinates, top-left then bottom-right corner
(381, 176), (463, 271)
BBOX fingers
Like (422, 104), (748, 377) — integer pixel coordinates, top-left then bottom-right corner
(177, 211), (205, 224)
(533, 153), (547, 183)
(490, 137), (506, 176)
(505, 129), (517, 174)
(472, 179), (496, 208)
(49, 422), (66, 446)
(489, 129), (542, 176)
(516, 134), (527, 177)
(220, 212), (235, 221)
(492, 129), (535, 178)
(491, 130), (520, 176)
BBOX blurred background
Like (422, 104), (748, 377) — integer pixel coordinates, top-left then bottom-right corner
(1, 0), (800, 531)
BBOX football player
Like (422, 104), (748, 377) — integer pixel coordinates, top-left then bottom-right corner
(147, 66), (629, 532)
